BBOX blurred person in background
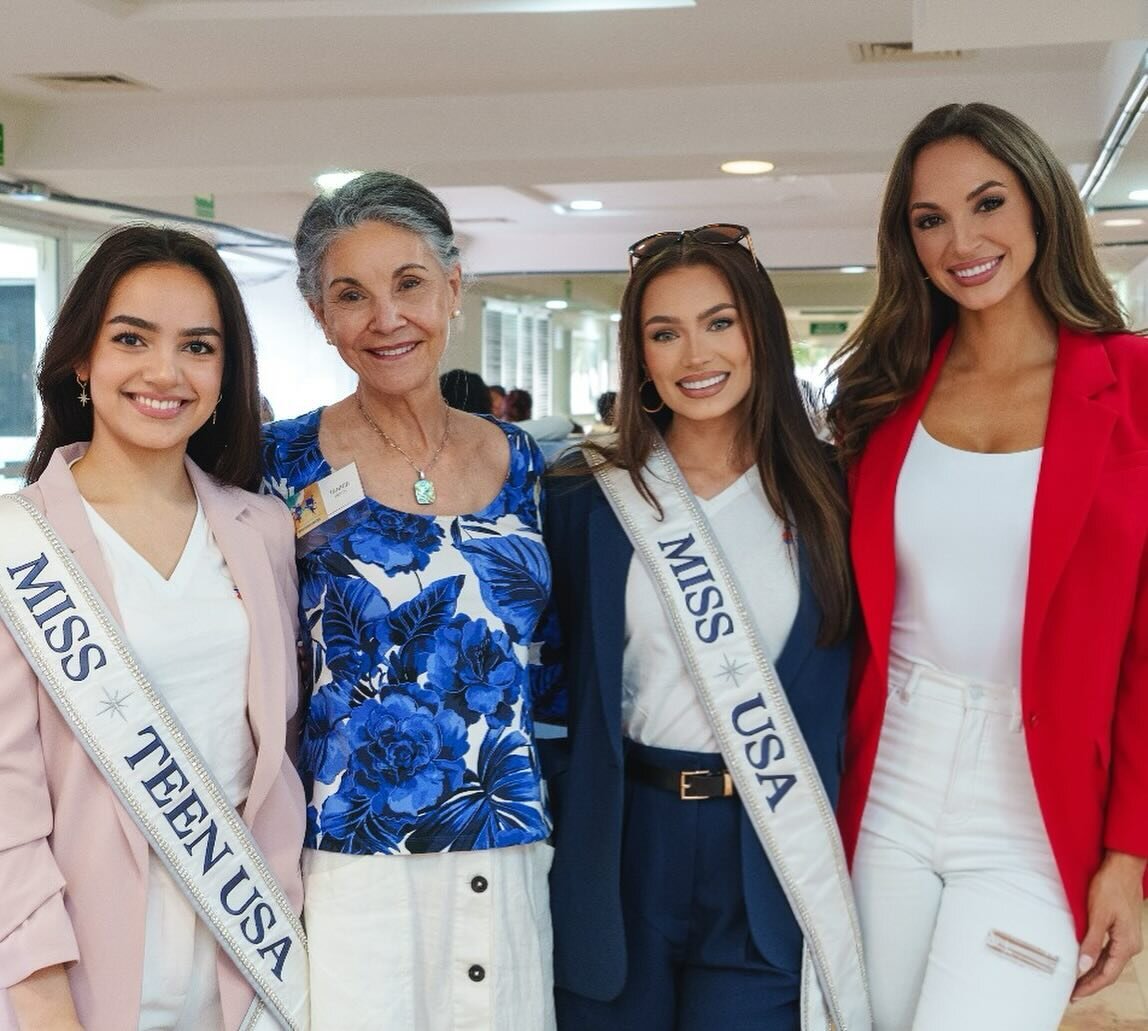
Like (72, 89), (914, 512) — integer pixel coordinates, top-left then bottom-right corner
(489, 383), (508, 420)
(440, 368), (493, 415)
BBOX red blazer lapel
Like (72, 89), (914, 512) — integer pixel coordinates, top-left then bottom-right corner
(851, 330), (954, 690)
(1022, 327), (1117, 693)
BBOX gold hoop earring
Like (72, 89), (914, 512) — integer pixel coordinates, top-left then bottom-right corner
(639, 377), (665, 414)
(76, 373), (89, 407)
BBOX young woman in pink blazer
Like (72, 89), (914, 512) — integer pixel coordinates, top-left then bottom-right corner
(829, 102), (1148, 1030)
(0, 227), (306, 1030)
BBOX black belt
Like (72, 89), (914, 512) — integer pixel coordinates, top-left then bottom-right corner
(626, 757), (735, 800)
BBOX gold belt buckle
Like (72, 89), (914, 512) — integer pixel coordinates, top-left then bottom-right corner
(678, 769), (732, 800)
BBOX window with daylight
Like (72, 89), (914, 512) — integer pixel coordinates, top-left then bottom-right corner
(481, 300), (552, 415)
(0, 225), (59, 492)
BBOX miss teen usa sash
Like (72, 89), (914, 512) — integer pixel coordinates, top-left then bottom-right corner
(0, 494), (309, 1031)
(589, 443), (871, 1031)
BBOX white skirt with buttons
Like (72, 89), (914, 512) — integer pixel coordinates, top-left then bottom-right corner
(303, 842), (556, 1031)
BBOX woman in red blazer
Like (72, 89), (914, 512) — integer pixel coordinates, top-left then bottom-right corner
(829, 102), (1148, 1030)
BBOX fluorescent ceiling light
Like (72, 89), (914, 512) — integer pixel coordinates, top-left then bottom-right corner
(609, 313), (622, 322)
(1129, 189), (1148, 202)
(569, 199), (603, 211)
(104, 0), (696, 19)
(721, 159), (775, 175)
(1103, 217), (1145, 227)
(315, 170), (364, 192)
(545, 299), (569, 310)
(839, 265), (867, 274)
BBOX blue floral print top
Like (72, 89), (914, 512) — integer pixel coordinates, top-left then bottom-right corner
(262, 409), (555, 855)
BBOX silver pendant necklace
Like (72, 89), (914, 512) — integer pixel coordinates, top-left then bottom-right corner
(355, 391), (451, 505)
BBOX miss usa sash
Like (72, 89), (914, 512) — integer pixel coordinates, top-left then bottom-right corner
(0, 494), (309, 1031)
(589, 443), (871, 1031)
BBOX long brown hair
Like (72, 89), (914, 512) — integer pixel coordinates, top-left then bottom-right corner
(26, 225), (263, 489)
(585, 239), (853, 645)
(828, 101), (1127, 466)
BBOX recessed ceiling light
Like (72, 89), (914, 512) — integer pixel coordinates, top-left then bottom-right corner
(721, 159), (775, 175)
(1128, 189), (1148, 202)
(545, 299), (569, 310)
(1103, 217), (1145, 227)
(839, 265), (867, 274)
(569, 199), (603, 211)
(315, 170), (364, 192)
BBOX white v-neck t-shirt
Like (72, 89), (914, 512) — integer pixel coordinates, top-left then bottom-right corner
(83, 499), (254, 1030)
(621, 468), (800, 753)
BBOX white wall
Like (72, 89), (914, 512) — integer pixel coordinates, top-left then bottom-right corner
(228, 263), (359, 421)
(1116, 255), (1148, 331)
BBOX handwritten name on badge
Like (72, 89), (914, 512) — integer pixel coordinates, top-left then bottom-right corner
(288, 463), (365, 538)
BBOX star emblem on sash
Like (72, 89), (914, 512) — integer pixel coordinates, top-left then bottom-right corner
(96, 686), (131, 721)
(718, 655), (749, 686)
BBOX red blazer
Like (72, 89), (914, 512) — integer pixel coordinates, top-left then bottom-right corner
(837, 326), (1148, 938)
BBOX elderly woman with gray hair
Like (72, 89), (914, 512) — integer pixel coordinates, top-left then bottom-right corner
(261, 171), (558, 1030)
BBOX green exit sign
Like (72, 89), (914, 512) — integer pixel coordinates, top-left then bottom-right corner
(809, 320), (848, 336)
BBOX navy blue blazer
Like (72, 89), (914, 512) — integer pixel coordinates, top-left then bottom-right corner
(540, 465), (851, 1002)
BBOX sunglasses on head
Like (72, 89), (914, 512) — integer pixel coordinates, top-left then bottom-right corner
(627, 223), (757, 273)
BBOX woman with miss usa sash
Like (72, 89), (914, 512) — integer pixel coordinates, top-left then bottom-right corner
(540, 225), (870, 1030)
(0, 227), (307, 1030)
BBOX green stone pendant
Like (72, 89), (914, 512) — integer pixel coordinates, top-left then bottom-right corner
(413, 476), (436, 505)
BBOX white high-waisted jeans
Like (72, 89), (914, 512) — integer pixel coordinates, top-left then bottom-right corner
(852, 656), (1079, 1031)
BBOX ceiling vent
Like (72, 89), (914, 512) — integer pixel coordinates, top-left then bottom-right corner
(850, 41), (968, 63)
(22, 73), (154, 93)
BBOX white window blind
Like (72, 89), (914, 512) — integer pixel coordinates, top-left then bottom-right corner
(481, 300), (552, 415)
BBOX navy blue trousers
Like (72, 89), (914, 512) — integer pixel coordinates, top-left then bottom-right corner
(555, 743), (800, 1031)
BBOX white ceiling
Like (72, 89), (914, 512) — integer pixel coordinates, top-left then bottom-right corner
(0, 0), (1145, 273)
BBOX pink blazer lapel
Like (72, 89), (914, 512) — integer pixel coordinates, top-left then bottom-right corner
(1021, 328), (1117, 692)
(34, 445), (124, 624)
(32, 444), (150, 874)
(188, 463), (287, 827)
(851, 330), (953, 690)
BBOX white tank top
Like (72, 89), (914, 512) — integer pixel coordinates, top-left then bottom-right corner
(890, 422), (1042, 687)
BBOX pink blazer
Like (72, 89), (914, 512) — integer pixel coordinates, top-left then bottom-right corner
(0, 444), (306, 1031)
(838, 327), (1148, 939)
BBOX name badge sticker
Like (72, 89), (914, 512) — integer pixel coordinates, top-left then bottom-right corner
(288, 464), (365, 538)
